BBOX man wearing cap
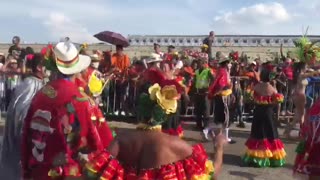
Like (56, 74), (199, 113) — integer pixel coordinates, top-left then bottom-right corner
(208, 56), (234, 143)
(21, 42), (102, 180)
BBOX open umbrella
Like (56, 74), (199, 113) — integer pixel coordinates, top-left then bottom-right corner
(94, 31), (130, 47)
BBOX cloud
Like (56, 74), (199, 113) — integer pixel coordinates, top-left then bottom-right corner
(214, 2), (291, 25)
(40, 12), (99, 43)
(210, 2), (303, 34)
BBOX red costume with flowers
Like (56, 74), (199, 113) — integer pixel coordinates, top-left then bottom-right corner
(242, 91), (286, 167)
(294, 99), (320, 176)
(143, 68), (184, 137)
(21, 79), (103, 180)
(75, 67), (114, 149)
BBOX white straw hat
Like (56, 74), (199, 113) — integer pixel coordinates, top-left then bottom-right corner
(147, 53), (163, 63)
(54, 42), (91, 75)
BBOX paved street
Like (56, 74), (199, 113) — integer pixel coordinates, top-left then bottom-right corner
(0, 118), (302, 180)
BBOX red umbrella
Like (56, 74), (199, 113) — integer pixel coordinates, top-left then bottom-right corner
(94, 31), (130, 47)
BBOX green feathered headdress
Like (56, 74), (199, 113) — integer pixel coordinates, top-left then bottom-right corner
(294, 34), (320, 63)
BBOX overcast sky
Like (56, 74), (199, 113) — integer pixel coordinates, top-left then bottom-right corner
(0, 0), (319, 43)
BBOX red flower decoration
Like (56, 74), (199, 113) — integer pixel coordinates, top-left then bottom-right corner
(26, 54), (34, 61)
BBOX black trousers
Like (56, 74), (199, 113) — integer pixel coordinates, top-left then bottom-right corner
(194, 93), (211, 128)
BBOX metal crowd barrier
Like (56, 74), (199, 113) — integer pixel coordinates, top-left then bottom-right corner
(2, 74), (320, 122)
(101, 77), (320, 121)
(0, 73), (22, 115)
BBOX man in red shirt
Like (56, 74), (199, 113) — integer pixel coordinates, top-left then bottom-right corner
(21, 42), (102, 180)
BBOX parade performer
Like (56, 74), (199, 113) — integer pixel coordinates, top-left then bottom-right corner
(153, 43), (164, 58)
(83, 80), (226, 180)
(21, 42), (103, 180)
(75, 53), (115, 148)
(147, 60), (185, 137)
(242, 68), (286, 167)
(163, 45), (178, 61)
(208, 56), (234, 143)
(283, 36), (320, 138)
(294, 98), (320, 180)
(1, 54), (45, 179)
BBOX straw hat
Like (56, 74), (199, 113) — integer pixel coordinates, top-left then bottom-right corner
(218, 56), (230, 64)
(147, 53), (163, 63)
(54, 42), (91, 75)
(90, 54), (101, 62)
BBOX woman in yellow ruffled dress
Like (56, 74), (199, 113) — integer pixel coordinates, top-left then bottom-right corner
(243, 67), (286, 167)
(83, 82), (226, 179)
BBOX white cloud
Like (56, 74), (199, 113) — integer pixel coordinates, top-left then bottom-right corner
(41, 12), (99, 43)
(214, 2), (291, 25)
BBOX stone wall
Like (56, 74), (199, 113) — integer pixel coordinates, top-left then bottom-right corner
(0, 43), (295, 61)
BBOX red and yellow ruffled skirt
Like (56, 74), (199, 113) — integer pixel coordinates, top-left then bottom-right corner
(84, 144), (214, 179)
(243, 138), (286, 167)
(162, 125), (184, 138)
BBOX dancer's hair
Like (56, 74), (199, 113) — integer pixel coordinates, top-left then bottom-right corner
(293, 62), (306, 85)
(260, 68), (273, 83)
(26, 53), (44, 73)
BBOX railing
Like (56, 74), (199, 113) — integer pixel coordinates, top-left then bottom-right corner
(100, 77), (320, 122)
(2, 74), (320, 122)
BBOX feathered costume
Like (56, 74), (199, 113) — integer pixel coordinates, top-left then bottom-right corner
(293, 35), (320, 176)
(294, 36), (320, 64)
(83, 80), (215, 180)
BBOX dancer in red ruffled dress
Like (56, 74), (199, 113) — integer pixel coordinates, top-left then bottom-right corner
(83, 81), (226, 179)
(242, 68), (286, 167)
(294, 98), (320, 179)
(75, 53), (114, 148)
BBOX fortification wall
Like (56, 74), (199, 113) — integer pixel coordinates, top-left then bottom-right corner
(0, 44), (295, 61)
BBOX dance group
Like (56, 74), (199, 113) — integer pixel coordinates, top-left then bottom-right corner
(0, 35), (319, 180)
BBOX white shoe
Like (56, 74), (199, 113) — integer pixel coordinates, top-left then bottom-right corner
(121, 111), (126, 116)
(114, 111), (119, 116)
(202, 129), (209, 140)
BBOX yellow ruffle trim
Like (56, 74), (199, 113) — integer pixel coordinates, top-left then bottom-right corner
(136, 123), (162, 131)
(245, 149), (286, 160)
(191, 160), (214, 180)
(215, 89), (232, 97)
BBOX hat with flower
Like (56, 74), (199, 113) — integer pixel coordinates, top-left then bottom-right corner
(41, 44), (57, 71)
